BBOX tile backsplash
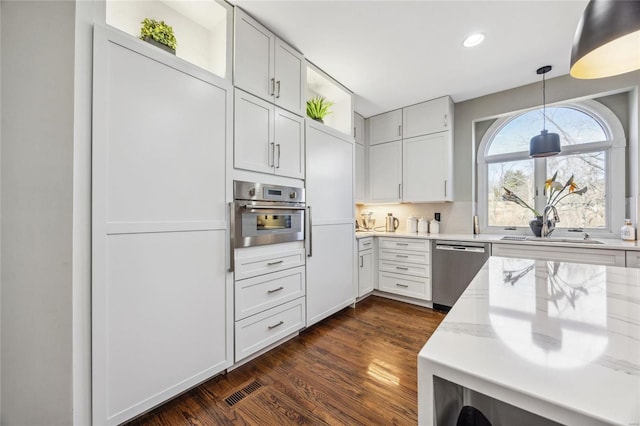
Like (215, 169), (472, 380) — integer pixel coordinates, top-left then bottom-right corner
(356, 201), (473, 234)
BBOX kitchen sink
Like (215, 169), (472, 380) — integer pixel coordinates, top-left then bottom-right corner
(501, 236), (604, 244)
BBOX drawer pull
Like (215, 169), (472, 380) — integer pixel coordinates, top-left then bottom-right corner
(268, 320), (284, 330)
(267, 286), (284, 294)
(267, 260), (284, 266)
(396, 266), (409, 270)
(396, 254), (409, 258)
(396, 243), (409, 246)
(362, 242), (371, 246)
(396, 283), (409, 288)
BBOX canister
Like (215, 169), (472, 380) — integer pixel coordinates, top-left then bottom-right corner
(407, 216), (418, 233)
(418, 217), (428, 233)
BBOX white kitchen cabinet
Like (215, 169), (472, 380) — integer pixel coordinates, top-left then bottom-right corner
(369, 140), (402, 202)
(377, 237), (431, 300)
(92, 27), (231, 426)
(234, 8), (305, 116)
(355, 143), (366, 203)
(234, 89), (304, 179)
(354, 112), (365, 145)
(306, 120), (355, 326)
(626, 251), (640, 268)
(369, 109), (402, 145)
(358, 237), (374, 297)
(403, 132), (453, 202)
(403, 96), (453, 139)
(492, 244), (626, 267)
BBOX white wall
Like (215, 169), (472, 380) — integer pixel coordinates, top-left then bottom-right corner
(1, 2), (75, 424)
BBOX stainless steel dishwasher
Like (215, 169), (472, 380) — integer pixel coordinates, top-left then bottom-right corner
(432, 240), (491, 311)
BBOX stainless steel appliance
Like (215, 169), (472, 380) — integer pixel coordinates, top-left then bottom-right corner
(361, 210), (375, 231)
(230, 181), (305, 271)
(385, 213), (399, 232)
(432, 240), (491, 311)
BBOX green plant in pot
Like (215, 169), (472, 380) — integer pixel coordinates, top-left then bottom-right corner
(306, 96), (334, 123)
(140, 18), (177, 54)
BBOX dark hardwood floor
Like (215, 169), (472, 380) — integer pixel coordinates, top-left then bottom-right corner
(127, 296), (446, 426)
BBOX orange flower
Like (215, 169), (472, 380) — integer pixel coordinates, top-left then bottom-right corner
(568, 181), (578, 193)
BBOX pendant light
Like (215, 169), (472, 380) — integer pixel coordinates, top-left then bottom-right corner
(530, 65), (561, 158)
(570, 0), (640, 79)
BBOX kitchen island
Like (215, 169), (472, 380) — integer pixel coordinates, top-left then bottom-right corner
(418, 256), (640, 425)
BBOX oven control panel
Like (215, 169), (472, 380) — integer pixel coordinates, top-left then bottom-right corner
(234, 180), (305, 203)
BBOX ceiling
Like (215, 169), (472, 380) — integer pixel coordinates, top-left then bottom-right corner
(233, 0), (590, 118)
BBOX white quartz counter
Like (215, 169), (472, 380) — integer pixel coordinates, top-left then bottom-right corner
(355, 230), (640, 251)
(418, 256), (640, 425)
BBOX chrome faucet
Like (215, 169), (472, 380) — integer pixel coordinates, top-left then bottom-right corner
(541, 205), (559, 238)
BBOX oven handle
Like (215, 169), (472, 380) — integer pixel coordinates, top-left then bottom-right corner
(243, 205), (307, 211)
(307, 205), (313, 257)
(229, 201), (235, 273)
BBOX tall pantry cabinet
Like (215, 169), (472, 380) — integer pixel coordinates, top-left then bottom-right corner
(305, 120), (356, 327)
(91, 27), (232, 426)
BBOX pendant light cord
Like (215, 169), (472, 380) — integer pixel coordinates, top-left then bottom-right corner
(542, 71), (546, 131)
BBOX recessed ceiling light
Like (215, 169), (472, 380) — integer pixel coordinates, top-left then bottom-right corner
(463, 33), (485, 48)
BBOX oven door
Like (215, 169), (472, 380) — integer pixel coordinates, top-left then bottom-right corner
(234, 202), (305, 248)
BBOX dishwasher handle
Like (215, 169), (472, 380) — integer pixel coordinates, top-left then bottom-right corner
(435, 244), (486, 254)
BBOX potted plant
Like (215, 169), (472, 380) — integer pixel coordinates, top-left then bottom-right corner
(306, 96), (334, 123)
(140, 18), (177, 55)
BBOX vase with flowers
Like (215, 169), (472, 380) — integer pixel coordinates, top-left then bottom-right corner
(502, 171), (588, 237)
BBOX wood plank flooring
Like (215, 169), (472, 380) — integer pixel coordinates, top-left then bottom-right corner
(127, 296), (446, 426)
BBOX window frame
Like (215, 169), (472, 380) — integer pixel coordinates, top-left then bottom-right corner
(477, 100), (626, 237)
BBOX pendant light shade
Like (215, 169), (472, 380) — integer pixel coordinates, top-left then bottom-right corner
(570, 0), (640, 79)
(530, 65), (561, 158)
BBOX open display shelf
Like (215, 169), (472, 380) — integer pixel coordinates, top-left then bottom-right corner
(306, 63), (353, 137)
(105, 0), (232, 80)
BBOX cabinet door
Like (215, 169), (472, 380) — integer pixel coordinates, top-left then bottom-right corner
(234, 89), (274, 175)
(627, 251), (640, 268)
(354, 113), (365, 145)
(234, 8), (275, 103)
(355, 143), (366, 203)
(369, 141), (402, 202)
(369, 109), (402, 145)
(358, 250), (374, 296)
(274, 107), (304, 179)
(403, 97), (452, 138)
(403, 132), (452, 202)
(274, 38), (305, 116)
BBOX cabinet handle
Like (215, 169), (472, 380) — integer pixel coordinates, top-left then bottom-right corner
(267, 286), (284, 294)
(270, 78), (275, 96)
(396, 266), (409, 271)
(398, 125), (402, 136)
(444, 113), (448, 128)
(276, 80), (281, 99)
(276, 144), (281, 168)
(396, 243), (409, 246)
(396, 254), (408, 258)
(354, 126), (357, 138)
(360, 255), (364, 267)
(362, 242), (371, 246)
(398, 183), (401, 198)
(444, 180), (447, 197)
(229, 202), (235, 272)
(267, 260), (284, 266)
(270, 142), (275, 167)
(268, 320), (284, 330)
(307, 206), (313, 257)
(396, 283), (409, 288)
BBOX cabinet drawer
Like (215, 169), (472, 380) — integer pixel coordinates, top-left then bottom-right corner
(235, 246), (306, 280)
(358, 237), (374, 251)
(235, 297), (305, 362)
(379, 248), (429, 264)
(379, 238), (429, 252)
(379, 271), (431, 300)
(379, 259), (429, 277)
(235, 266), (305, 320)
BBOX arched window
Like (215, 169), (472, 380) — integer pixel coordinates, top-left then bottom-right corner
(477, 100), (626, 236)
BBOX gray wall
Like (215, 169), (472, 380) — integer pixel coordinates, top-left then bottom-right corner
(1, 2), (75, 424)
(453, 70), (640, 205)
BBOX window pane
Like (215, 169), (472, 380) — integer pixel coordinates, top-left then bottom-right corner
(547, 152), (606, 229)
(488, 107), (607, 156)
(488, 160), (535, 227)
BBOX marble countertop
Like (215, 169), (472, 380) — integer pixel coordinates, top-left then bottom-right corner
(355, 230), (640, 251)
(418, 256), (640, 425)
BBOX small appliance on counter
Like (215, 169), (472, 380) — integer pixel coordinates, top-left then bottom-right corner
(407, 216), (418, 233)
(360, 210), (376, 231)
(385, 213), (399, 232)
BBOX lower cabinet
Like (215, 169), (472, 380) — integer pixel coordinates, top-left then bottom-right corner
(377, 237), (431, 300)
(492, 244), (626, 267)
(358, 237), (374, 297)
(626, 251), (640, 268)
(234, 242), (306, 362)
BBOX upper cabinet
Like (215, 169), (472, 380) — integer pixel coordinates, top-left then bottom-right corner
(306, 63), (353, 136)
(104, 0), (232, 80)
(234, 8), (305, 116)
(403, 97), (453, 139)
(369, 109), (403, 145)
(403, 132), (453, 202)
